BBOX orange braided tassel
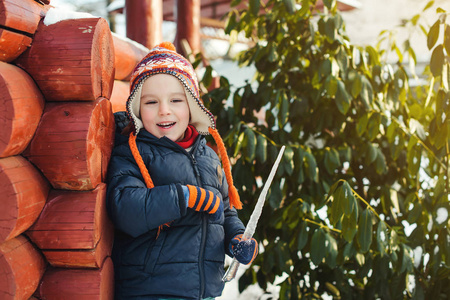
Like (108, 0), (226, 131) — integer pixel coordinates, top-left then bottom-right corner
(129, 132), (172, 236)
(208, 127), (243, 210)
(129, 132), (154, 188)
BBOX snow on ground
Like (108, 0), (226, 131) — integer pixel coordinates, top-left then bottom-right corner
(218, 256), (279, 300)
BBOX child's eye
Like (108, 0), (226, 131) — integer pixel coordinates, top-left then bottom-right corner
(143, 100), (157, 105)
(172, 99), (185, 103)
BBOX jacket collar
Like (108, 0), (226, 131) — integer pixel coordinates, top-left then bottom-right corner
(136, 129), (203, 153)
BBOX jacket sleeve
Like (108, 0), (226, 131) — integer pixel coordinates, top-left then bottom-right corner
(220, 170), (245, 257)
(106, 147), (187, 238)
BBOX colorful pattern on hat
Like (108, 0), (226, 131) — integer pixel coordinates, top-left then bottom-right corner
(126, 42), (215, 135)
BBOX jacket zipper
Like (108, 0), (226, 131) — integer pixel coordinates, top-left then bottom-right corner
(137, 134), (209, 298)
(190, 148), (207, 299)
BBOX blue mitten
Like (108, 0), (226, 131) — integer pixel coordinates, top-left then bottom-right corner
(229, 234), (258, 265)
(182, 185), (223, 220)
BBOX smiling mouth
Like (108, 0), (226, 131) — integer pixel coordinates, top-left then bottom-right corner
(157, 122), (176, 129)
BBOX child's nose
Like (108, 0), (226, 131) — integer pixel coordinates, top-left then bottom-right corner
(158, 102), (171, 115)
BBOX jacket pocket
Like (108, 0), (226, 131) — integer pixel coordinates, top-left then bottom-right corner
(144, 231), (167, 274)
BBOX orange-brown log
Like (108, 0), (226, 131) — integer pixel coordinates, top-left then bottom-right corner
(0, 62), (45, 157)
(175, 0), (201, 55)
(35, 257), (113, 300)
(42, 226), (113, 268)
(23, 98), (115, 190)
(14, 18), (115, 101)
(26, 184), (114, 268)
(0, 156), (50, 244)
(112, 33), (148, 81)
(0, 235), (46, 300)
(0, 0), (46, 62)
(0, 0), (46, 34)
(110, 80), (129, 113)
(125, 0), (162, 49)
(0, 29), (32, 63)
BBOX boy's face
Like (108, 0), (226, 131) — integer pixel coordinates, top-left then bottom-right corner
(140, 74), (190, 142)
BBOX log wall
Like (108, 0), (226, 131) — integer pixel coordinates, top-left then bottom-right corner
(0, 0), (153, 297)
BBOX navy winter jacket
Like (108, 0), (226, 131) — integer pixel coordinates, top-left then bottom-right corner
(106, 116), (245, 299)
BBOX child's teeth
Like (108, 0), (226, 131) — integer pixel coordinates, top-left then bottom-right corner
(158, 122), (174, 128)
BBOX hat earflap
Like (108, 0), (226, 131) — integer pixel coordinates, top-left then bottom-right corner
(208, 127), (243, 210)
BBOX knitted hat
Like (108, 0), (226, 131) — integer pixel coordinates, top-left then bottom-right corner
(126, 42), (242, 210)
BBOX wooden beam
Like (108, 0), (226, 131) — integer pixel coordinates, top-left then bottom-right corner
(163, 0), (359, 21)
(200, 17), (225, 29)
(126, 0), (162, 49)
(175, 0), (201, 56)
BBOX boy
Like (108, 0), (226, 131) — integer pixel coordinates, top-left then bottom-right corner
(106, 42), (258, 299)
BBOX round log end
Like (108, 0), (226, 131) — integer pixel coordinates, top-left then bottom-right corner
(0, 235), (46, 300)
(33, 184), (113, 268)
(109, 80), (129, 113)
(0, 156), (50, 243)
(15, 17), (115, 102)
(0, 30), (33, 63)
(92, 18), (115, 101)
(99, 257), (114, 300)
(0, 62), (45, 157)
(24, 98), (114, 190)
(37, 257), (114, 299)
(87, 98), (115, 187)
(112, 34), (148, 81)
